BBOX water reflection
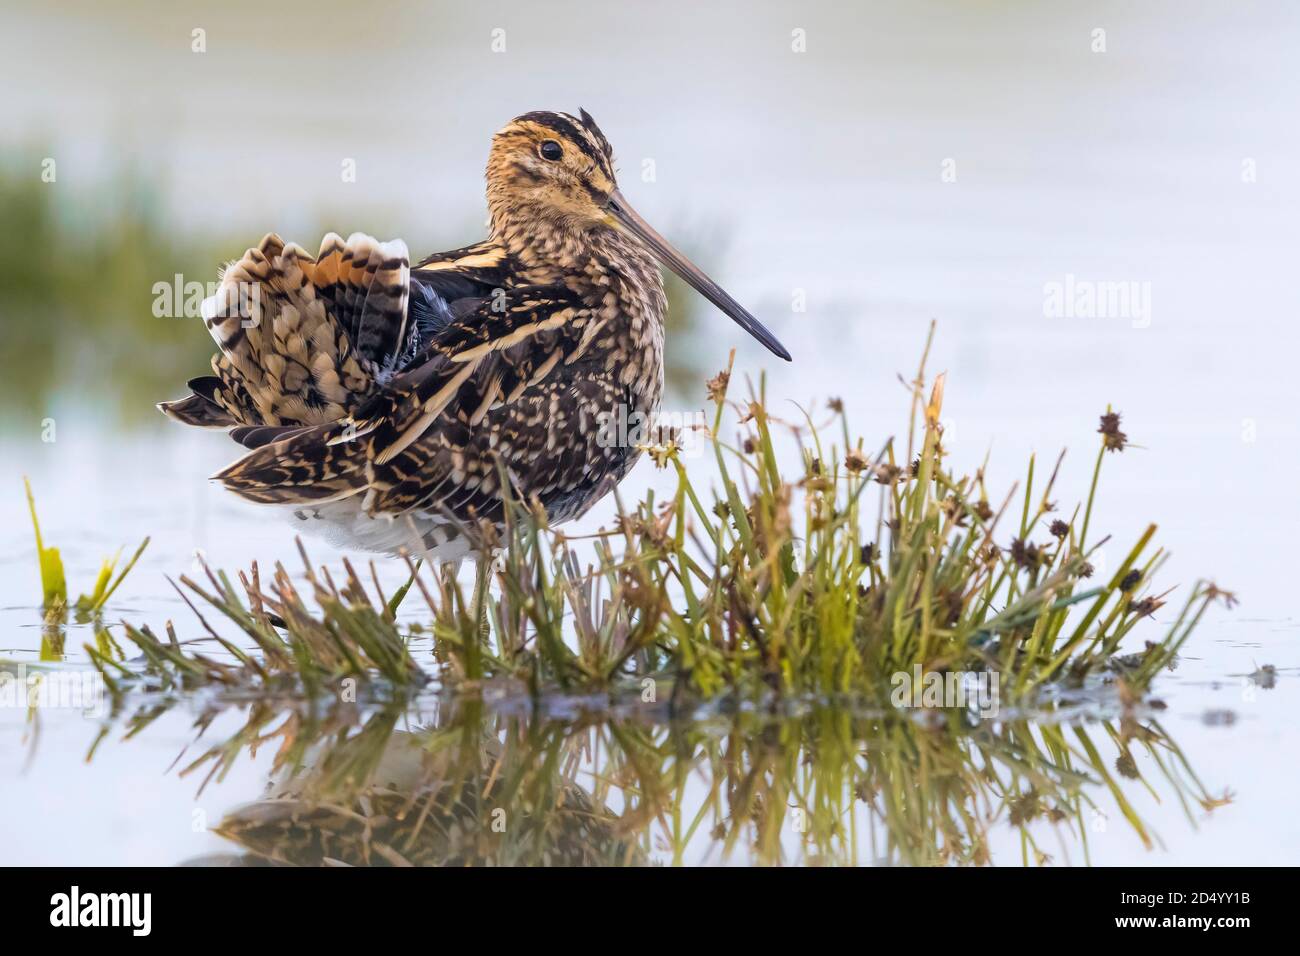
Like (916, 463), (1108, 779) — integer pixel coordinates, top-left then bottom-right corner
(94, 691), (1222, 867)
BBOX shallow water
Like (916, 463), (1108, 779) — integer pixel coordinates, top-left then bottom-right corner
(3, 1), (1299, 864)
(1, 430), (1297, 865)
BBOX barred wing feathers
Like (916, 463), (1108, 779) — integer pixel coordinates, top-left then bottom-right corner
(212, 286), (617, 521)
(158, 232), (409, 429)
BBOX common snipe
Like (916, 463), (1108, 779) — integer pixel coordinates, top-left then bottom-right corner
(161, 110), (789, 564)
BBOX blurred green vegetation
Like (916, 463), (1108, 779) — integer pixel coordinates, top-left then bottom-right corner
(0, 153), (236, 425)
(660, 222), (728, 398)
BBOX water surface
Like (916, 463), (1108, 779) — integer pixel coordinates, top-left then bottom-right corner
(3, 0), (1298, 864)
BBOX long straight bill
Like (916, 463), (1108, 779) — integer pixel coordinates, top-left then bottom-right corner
(607, 190), (791, 361)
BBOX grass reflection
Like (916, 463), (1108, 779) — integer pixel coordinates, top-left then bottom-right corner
(92, 690), (1224, 867)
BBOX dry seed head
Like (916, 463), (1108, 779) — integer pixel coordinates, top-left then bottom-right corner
(1008, 788), (1041, 825)
(706, 369), (731, 403)
(1009, 537), (1047, 570)
(941, 495), (966, 526)
(1205, 584), (1239, 608)
(874, 463), (903, 485)
(1131, 596), (1164, 618)
(1199, 792), (1236, 812)
(638, 437), (680, 468)
(1099, 411), (1128, 452)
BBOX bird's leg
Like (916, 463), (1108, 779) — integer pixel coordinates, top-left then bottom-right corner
(470, 553), (492, 643)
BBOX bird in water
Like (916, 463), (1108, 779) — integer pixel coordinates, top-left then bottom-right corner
(160, 109), (790, 604)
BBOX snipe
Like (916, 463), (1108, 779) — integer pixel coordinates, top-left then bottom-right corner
(160, 109), (790, 566)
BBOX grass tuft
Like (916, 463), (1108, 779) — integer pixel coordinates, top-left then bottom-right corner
(94, 328), (1232, 711)
(24, 476), (149, 662)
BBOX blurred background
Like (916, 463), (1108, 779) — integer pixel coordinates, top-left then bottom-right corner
(2, 1), (1299, 863)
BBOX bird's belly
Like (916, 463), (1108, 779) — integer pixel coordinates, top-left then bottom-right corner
(284, 501), (476, 565)
(284, 408), (645, 558)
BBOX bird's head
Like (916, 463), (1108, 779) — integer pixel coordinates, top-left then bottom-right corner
(487, 109), (791, 362)
(487, 109), (619, 228)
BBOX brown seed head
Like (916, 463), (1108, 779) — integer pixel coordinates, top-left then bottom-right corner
(1131, 596), (1165, 618)
(874, 463), (903, 485)
(706, 369), (731, 403)
(1098, 411), (1128, 452)
(1009, 537), (1046, 570)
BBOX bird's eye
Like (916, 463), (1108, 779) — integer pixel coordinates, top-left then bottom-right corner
(539, 140), (563, 161)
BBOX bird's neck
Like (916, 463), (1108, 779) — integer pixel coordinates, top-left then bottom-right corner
(489, 205), (638, 280)
(492, 207), (666, 415)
